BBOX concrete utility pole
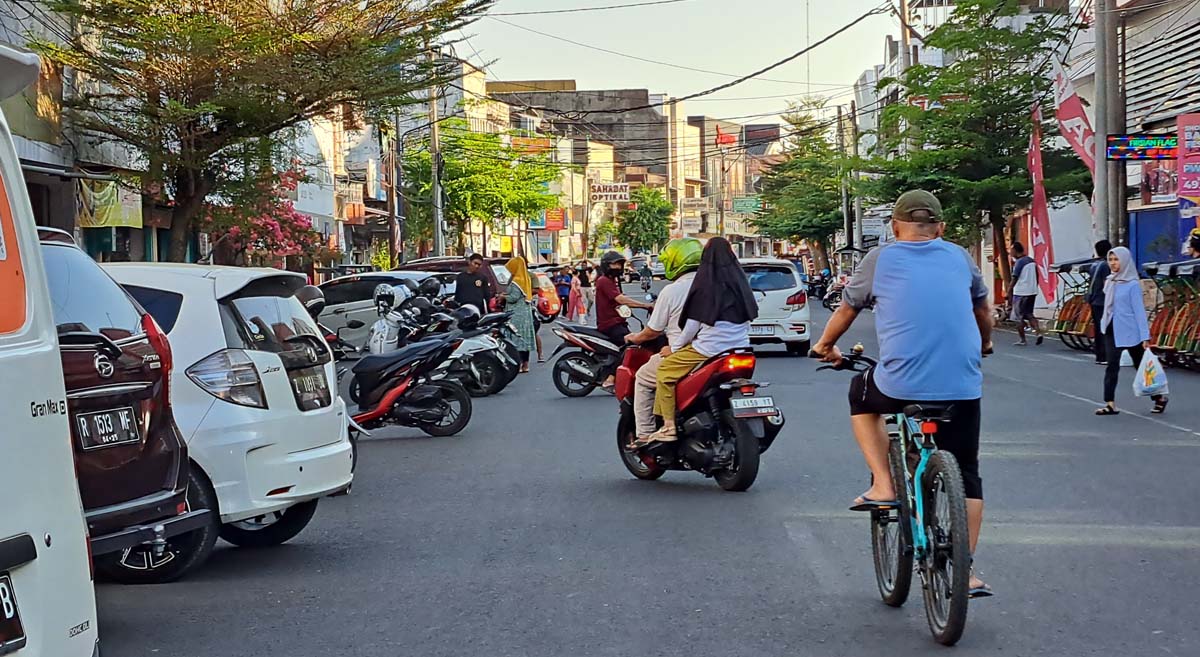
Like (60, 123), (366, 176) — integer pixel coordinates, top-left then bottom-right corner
(1107, 9), (1126, 245)
(1093, 0), (1112, 243)
(850, 100), (863, 250)
(899, 0), (912, 73)
(718, 148), (727, 237)
(837, 105), (851, 249)
(428, 47), (445, 256)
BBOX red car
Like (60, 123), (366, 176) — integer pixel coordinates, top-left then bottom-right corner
(532, 272), (561, 319)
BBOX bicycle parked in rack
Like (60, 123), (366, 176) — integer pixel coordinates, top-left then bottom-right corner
(814, 345), (975, 646)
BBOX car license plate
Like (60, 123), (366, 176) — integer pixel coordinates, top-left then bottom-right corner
(0, 575), (26, 652)
(290, 366), (331, 411)
(76, 407), (140, 450)
(750, 325), (775, 336)
(731, 395), (777, 417)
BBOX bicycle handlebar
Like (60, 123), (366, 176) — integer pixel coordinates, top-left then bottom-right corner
(810, 343), (994, 373)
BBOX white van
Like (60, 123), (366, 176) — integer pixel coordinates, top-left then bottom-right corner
(0, 45), (100, 656)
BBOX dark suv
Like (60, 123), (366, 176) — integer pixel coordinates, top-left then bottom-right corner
(38, 229), (211, 584)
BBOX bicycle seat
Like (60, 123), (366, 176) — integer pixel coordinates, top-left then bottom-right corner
(902, 403), (955, 423)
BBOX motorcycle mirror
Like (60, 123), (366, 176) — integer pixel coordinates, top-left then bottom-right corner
(617, 305), (633, 319)
(346, 319), (366, 329)
(644, 293), (654, 302)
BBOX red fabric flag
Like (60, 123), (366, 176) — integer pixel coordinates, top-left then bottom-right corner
(1028, 105), (1057, 304)
(715, 125), (737, 147)
(1051, 59), (1096, 178)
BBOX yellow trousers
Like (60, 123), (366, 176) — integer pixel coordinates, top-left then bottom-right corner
(652, 345), (709, 422)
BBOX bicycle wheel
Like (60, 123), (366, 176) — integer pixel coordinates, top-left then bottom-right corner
(919, 450), (971, 646)
(872, 438), (913, 607)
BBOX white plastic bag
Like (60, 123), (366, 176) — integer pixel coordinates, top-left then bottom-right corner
(1133, 351), (1169, 397)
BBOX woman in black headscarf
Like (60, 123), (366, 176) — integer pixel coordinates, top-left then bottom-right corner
(635, 238), (758, 447)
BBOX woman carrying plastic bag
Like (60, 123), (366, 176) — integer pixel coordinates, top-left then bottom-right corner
(1096, 247), (1168, 416)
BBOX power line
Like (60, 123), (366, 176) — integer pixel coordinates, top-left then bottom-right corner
(490, 0), (697, 16)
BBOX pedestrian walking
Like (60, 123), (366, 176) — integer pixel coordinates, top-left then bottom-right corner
(1008, 242), (1042, 346)
(504, 256), (537, 373)
(568, 274), (587, 324)
(1087, 240), (1112, 364)
(553, 267), (572, 318)
(1096, 246), (1168, 416)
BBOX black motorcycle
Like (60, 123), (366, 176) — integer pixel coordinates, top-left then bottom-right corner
(349, 333), (473, 438)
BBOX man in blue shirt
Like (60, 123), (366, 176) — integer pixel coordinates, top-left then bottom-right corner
(813, 190), (994, 596)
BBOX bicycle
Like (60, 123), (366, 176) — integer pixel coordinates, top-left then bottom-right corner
(813, 345), (974, 646)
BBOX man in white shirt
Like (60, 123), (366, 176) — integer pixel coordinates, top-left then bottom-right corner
(1008, 242), (1042, 346)
(624, 238), (703, 441)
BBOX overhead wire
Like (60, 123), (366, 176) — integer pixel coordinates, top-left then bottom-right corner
(489, 0), (697, 16)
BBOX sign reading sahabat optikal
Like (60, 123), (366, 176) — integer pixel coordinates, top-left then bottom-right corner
(589, 182), (630, 203)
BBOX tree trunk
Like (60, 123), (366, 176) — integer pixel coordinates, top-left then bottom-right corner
(809, 239), (829, 272)
(166, 168), (213, 262)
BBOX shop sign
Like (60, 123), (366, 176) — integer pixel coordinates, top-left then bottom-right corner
(1176, 114), (1200, 218)
(545, 207), (566, 231)
(1106, 134), (1178, 160)
(589, 182), (629, 203)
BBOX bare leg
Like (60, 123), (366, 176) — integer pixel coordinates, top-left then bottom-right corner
(1016, 319), (1027, 344)
(535, 333), (543, 361)
(967, 498), (986, 589)
(850, 414), (894, 501)
(1029, 317), (1043, 344)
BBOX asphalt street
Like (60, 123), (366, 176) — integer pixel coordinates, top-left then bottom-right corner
(96, 302), (1200, 657)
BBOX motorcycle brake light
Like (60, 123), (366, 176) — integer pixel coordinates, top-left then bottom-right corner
(725, 354), (755, 372)
(739, 384), (756, 395)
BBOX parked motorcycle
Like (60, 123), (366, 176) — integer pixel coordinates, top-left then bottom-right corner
(349, 333), (473, 437)
(615, 345), (785, 491)
(822, 284), (843, 311)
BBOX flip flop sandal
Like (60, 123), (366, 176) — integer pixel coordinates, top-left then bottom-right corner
(537, 357), (546, 363)
(849, 494), (898, 512)
(1095, 406), (1120, 416)
(969, 584), (994, 599)
(1153, 398), (1168, 414)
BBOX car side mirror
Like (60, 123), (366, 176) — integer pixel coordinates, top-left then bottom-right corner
(346, 319), (365, 329)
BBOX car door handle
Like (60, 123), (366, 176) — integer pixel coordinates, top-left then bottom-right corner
(0, 534), (36, 572)
(332, 308), (347, 315)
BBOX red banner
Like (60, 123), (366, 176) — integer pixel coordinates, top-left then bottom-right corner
(1051, 59), (1096, 178)
(544, 207), (566, 231)
(715, 125), (737, 147)
(1029, 105), (1057, 304)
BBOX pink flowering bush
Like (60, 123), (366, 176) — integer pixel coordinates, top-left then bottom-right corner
(201, 170), (322, 263)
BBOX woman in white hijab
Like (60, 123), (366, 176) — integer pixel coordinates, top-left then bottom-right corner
(1096, 246), (1167, 415)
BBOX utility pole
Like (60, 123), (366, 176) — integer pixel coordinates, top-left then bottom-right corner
(1093, 0), (1112, 243)
(428, 46), (445, 256)
(837, 105), (851, 249)
(718, 147), (727, 237)
(850, 100), (864, 250)
(1108, 10), (1127, 245)
(899, 0), (912, 73)
(387, 113), (399, 269)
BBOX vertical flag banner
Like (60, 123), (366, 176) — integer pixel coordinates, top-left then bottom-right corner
(1051, 59), (1096, 178)
(1177, 113), (1200, 219)
(1029, 105), (1057, 303)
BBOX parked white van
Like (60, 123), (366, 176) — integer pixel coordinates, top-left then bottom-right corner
(0, 44), (100, 656)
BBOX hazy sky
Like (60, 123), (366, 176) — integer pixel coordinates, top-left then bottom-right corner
(465, 0), (899, 124)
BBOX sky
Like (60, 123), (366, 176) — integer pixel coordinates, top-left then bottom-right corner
(464, 0), (900, 126)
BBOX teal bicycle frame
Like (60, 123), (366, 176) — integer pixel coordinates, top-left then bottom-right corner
(890, 413), (939, 559)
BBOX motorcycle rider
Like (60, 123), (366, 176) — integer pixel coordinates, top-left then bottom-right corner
(623, 238), (703, 444)
(595, 250), (653, 389)
(1189, 227), (1200, 258)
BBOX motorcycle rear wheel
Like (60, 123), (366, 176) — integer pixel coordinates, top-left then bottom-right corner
(420, 381), (473, 437)
(552, 353), (599, 397)
(465, 352), (506, 397)
(713, 422), (761, 492)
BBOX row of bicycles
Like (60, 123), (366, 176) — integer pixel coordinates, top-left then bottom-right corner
(1049, 255), (1200, 369)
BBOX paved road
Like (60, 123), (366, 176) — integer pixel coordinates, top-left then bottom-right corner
(97, 306), (1200, 657)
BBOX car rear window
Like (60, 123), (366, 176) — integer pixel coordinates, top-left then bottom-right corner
(123, 285), (184, 333)
(221, 294), (320, 353)
(744, 265), (798, 292)
(40, 243), (143, 338)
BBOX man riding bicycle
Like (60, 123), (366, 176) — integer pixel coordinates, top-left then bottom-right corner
(812, 190), (995, 597)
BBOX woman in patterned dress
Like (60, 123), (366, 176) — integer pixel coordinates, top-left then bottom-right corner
(504, 256), (537, 373)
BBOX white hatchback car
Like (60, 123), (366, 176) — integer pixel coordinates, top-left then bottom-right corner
(741, 257), (812, 355)
(103, 264), (353, 550)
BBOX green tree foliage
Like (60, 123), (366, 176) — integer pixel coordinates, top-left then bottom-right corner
(860, 0), (1090, 279)
(402, 120), (560, 254)
(616, 187), (672, 254)
(590, 216), (617, 253)
(31, 0), (492, 261)
(751, 100), (843, 267)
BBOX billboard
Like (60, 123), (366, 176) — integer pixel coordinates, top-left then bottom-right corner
(589, 182), (629, 203)
(1176, 113), (1200, 218)
(544, 207), (566, 231)
(529, 211), (546, 230)
(1106, 134), (1178, 160)
(732, 196), (762, 213)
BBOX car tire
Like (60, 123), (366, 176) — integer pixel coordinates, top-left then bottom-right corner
(786, 341), (810, 356)
(95, 463), (220, 584)
(219, 500), (319, 548)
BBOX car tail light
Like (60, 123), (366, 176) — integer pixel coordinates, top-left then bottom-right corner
(725, 353), (756, 373)
(786, 290), (807, 310)
(142, 313), (173, 404)
(186, 349), (267, 408)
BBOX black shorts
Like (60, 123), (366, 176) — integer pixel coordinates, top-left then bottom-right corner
(1014, 294), (1036, 320)
(601, 324), (630, 345)
(849, 370), (983, 500)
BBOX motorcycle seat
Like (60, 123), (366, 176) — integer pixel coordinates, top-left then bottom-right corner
(478, 312), (511, 327)
(558, 322), (613, 343)
(352, 338), (445, 375)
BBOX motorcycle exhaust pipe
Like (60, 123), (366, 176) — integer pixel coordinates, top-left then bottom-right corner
(564, 358), (595, 379)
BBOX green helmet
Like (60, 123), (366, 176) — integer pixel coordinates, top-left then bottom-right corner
(660, 238), (703, 281)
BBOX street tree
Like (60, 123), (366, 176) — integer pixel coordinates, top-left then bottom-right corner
(402, 120), (560, 254)
(751, 100), (843, 270)
(860, 0), (1091, 284)
(616, 187), (672, 255)
(31, 0), (492, 261)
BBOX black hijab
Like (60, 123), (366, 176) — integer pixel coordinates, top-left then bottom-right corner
(679, 237), (759, 328)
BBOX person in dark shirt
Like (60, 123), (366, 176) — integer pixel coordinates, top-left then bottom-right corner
(595, 251), (653, 390)
(1086, 240), (1112, 364)
(454, 254), (493, 312)
(553, 267), (573, 317)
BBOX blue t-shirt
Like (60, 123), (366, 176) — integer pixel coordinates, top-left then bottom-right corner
(843, 239), (990, 401)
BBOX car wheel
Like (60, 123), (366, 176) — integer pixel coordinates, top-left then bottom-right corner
(786, 341), (810, 356)
(96, 463), (220, 584)
(219, 500), (320, 548)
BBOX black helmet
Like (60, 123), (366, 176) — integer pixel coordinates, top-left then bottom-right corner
(600, 250), (626, 272)
(409, 296), (434, 314)
(373, 283), (395, 313)
(418, 277), (443, 298)
(450, 304), (481, 330)
(399, 278), (420, 294)
(296, 285), (325, 319)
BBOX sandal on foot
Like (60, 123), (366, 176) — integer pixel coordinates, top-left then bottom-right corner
(969, 583), (994, 599)
(1095, 406), (1120, 416)
(849, 493), (898, 512)
(1153, 398), (1168, 414)
(1035, 335), (1044, 346)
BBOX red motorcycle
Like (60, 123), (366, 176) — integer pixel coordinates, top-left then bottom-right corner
(615, 345), (785, 491)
